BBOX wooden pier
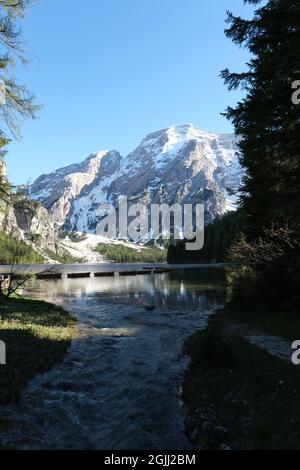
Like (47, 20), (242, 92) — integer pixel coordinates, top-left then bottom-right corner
(36, 273), (62, 280)
(67, 272), (91, 279)
(119, 271), (138, 276)
(0, 267), (178, 285)
(94, 272), (115, 277)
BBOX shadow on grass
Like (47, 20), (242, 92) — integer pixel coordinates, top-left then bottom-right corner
(0, 297), (75, 405)
(184, 329), (238, 370)
(0, 329), (71, 405)
(184, 326), (300, 449)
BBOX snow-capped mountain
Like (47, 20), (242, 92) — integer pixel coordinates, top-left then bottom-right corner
(28, 124), (243, 234)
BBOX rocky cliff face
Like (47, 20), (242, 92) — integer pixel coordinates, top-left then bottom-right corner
(29, 150), (121, 229)
(28, 124), (243, 235)
(0, 202), (58, 254)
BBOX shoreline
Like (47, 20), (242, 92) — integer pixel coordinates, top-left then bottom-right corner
(1, 270), (220, 449)
(0, 293), (208, 450)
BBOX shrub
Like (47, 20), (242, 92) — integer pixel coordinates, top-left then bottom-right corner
(227, 225), (300, 310)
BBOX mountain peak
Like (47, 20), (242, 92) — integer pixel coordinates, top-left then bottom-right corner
(27, 125), (243, 233)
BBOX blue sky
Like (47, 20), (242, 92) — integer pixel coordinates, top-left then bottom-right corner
(6, 0), (255, 185)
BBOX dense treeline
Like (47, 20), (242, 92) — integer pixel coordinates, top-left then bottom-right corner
(167, 211), (243, 264)
(95, 243), (167, 263)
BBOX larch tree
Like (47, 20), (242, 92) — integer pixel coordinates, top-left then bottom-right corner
(0, 0), (39, 203)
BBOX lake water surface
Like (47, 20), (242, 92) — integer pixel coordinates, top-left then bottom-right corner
(0, 267), (225, 450)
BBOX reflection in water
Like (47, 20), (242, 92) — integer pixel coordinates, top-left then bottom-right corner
(32, 268), (226, 311)
(0, 268), (225, 450)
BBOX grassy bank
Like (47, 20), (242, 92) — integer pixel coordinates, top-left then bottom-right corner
(0, 297), (75, 405)
(183, 311), (300, 450)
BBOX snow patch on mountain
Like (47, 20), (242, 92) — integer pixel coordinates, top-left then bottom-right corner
(28, 124), (243, 237)
(60, 233), (150, 263)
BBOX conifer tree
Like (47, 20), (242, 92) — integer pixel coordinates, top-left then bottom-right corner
(221, 0), (300, 238)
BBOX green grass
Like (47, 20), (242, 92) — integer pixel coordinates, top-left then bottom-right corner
(94, 243), (167, 263)
(0, 297), (75, 405)
(184, 326), (300, 449)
